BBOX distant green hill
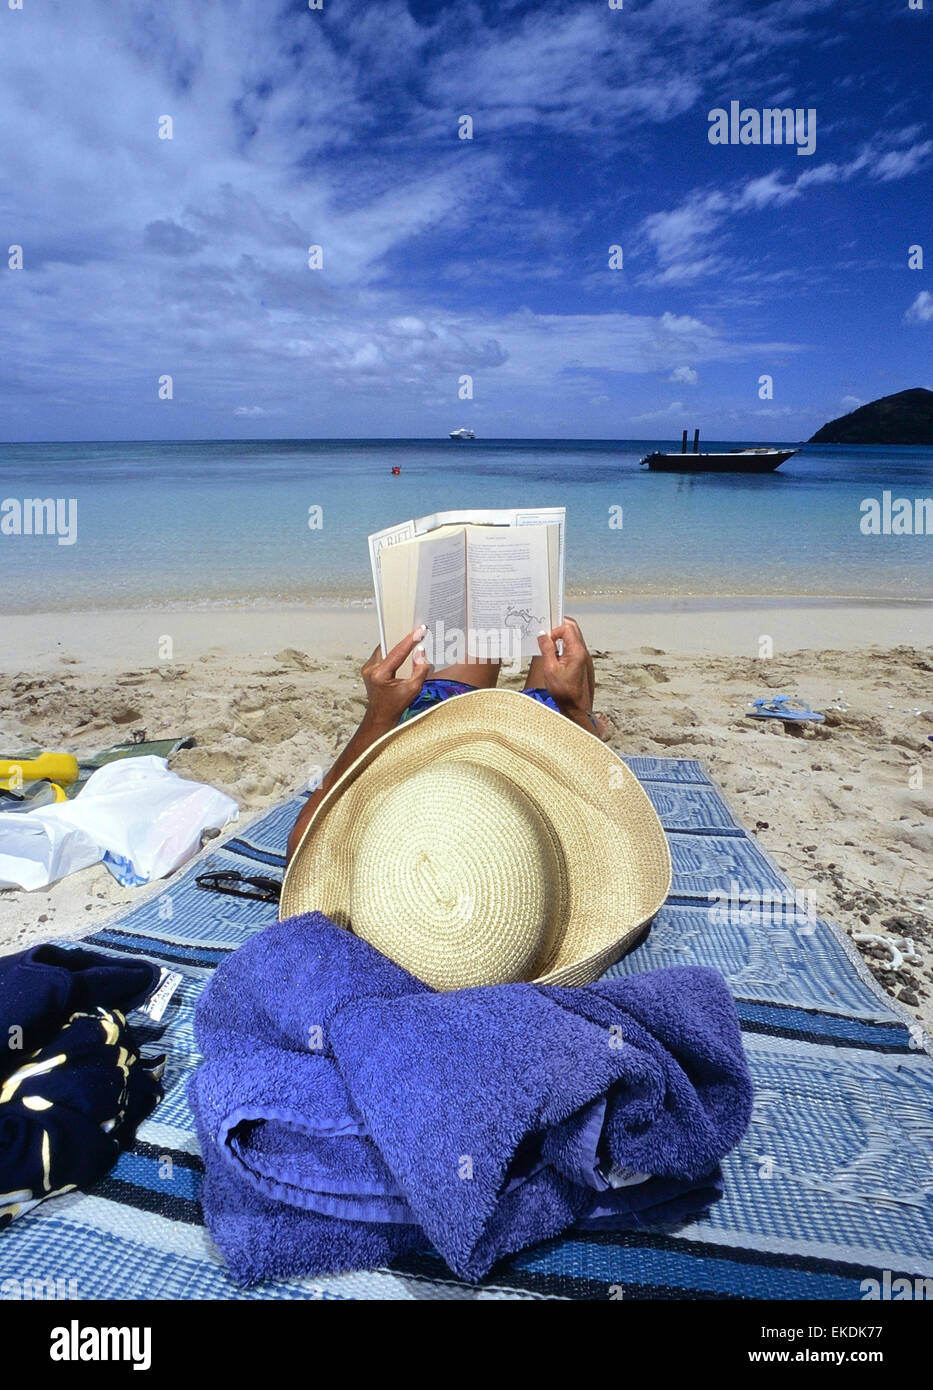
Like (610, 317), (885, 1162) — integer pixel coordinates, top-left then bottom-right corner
(809, 388), (933, 445)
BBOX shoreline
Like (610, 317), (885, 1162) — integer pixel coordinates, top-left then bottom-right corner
(3, 589), (932, 620)
(1, 596), (930, 674)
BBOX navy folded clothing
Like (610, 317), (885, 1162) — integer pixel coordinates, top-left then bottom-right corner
(0, 944), (163, 1227)
(0, 943), (159, 1071)
(190, 913), (753, 1284)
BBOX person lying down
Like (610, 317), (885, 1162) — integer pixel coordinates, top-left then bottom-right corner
(286, 616), (606, 864)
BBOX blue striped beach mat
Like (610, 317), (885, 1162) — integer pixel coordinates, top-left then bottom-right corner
(2, 756), (932, 1300)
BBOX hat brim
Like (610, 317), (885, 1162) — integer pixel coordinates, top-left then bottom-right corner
(280, 689), (672, 987)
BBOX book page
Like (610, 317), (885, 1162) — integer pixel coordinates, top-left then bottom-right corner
(368, 518), (418, 651)
(377, 533), (421, 670)
(413, 506), (564, 580)
(381, 528), (468, 675)
(545, 522), (562, 627)
(514, 510), (565, 624)
(465, 525), (553, 658)
(369, 507), (565, 655)
(412, 527), (468, 642)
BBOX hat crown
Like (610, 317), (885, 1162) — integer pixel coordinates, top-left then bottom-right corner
(281, 688), (673, 989)
(350, 759), (562, 990)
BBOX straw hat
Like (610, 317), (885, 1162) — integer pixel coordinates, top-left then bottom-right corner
(280, 689), (671, 990)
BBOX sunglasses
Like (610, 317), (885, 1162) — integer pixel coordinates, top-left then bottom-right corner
(195, 870), (282, 903)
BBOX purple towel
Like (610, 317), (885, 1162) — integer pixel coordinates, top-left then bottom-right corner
(190, 913), (752, 1284)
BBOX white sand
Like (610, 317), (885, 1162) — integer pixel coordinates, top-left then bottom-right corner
(1, 596), (931, 672)
(1, 597), (931, 1028)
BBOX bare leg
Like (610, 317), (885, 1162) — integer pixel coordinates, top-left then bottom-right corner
(431, 656), (501, 688)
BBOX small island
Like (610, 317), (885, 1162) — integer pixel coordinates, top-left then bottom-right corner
(809, 388), (933, 445)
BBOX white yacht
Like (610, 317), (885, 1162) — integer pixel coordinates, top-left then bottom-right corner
(448, 427), (476, 441)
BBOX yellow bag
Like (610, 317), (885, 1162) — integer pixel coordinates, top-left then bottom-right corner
(0, 752), (80, 788)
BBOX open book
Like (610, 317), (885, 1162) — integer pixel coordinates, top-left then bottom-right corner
(369, 508), (565, 674)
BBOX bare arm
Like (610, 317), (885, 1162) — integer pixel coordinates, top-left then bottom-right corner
(286, 627), (430, 862)
(532, 618), (599, 733)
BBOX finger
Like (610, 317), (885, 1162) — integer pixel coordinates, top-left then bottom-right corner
(362, 644), (382, 673)
(380, 625), (427, 677)
(536, 629), (557, 660)
(550, 620), (585, 656)
(395, 645), (431, 700)
(410, 644), (433, 683)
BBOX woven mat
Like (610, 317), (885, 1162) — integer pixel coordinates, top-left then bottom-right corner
(2, 757), (931, 1300)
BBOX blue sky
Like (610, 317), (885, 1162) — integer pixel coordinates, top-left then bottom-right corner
(1, 0), (930, 441)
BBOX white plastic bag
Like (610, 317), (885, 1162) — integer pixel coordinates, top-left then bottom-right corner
(0, 756), (238, 891)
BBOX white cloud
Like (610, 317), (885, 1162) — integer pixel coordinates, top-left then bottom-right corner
(640, 194), (728, 270)
(905, 291), (933, 324)
(0, 0), (881, 437)
(485, 309), (796, 383)
(871, 142), (933, 182)
(738, 172), (803, 209)
(425, 8), (702, 137)
(640, 129), (933, 284)
(631, 401), (686, 423)
(745, 135), (933, 205)
(669, 366), (699, 385)
(839, 394), (864, 411)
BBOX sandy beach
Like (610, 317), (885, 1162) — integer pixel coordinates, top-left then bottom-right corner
(1, 596), (931, 1028)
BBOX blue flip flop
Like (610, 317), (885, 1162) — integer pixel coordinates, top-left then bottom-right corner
(747, 695), (825, 724)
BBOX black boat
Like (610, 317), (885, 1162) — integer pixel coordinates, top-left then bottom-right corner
(640, 430), (796, 472)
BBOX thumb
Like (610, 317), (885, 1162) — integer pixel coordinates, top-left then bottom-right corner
(536, 628), (557, 661)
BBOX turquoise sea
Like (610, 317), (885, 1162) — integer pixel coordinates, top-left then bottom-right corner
(1, 439), (931, 613)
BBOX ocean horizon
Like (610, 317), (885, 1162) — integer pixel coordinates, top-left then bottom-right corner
(1, 437), (931, 615)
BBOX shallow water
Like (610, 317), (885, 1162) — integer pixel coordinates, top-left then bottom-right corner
(1, 438), (930, 612)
